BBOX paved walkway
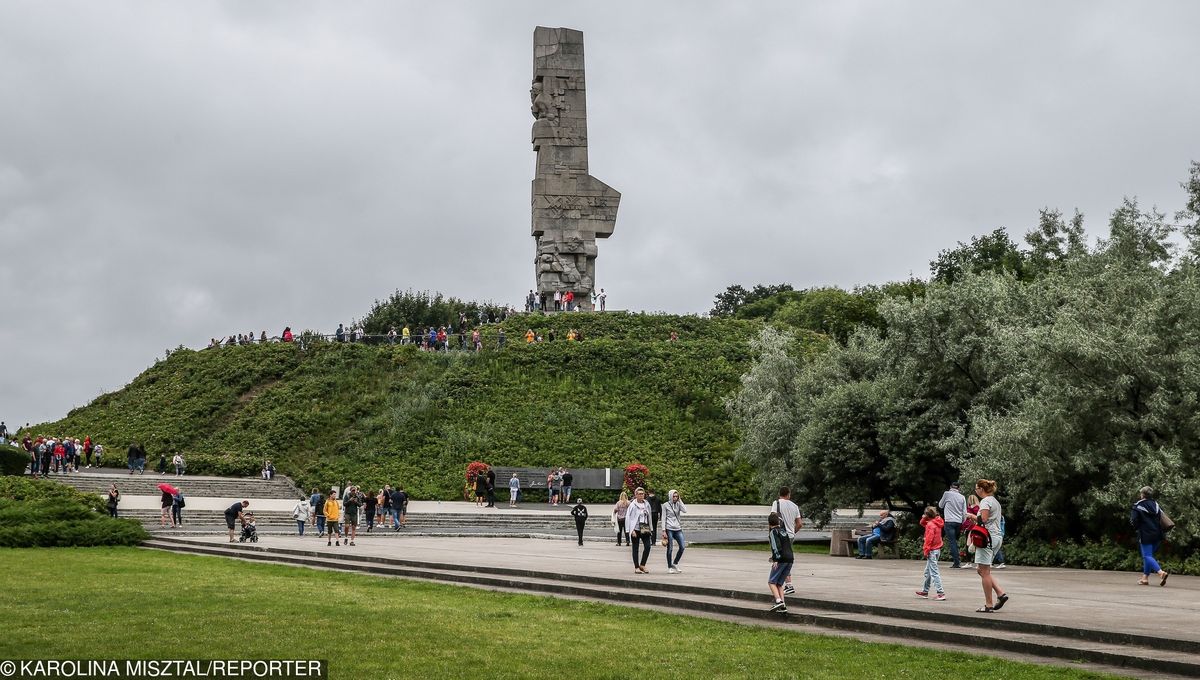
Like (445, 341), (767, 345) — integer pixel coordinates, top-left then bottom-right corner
(184, 534), (1198, 645)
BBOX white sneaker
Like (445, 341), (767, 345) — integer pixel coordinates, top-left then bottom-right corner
(667, 567), (679, 574)
(674, 566), (683, 573)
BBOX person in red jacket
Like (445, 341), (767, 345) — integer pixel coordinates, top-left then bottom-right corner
(915, 506), (946, 600)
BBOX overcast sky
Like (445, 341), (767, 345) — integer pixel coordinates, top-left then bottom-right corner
(3, 2), (1199, 427)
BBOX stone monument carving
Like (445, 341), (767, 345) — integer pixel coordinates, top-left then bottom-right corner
(531, 27), (620, 312)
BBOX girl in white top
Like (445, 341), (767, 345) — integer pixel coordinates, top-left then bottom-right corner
(625, 488), (653, 574)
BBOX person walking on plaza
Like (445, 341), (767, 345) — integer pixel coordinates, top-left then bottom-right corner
(767, 512), (794, 613)
(571, 497), (589, 546)
(324, 490), (342, 547)
(915, 506), (946, 600)
(1130, 486), (1171, 586)
(662, 490), (688, 574)
(966, 479), (1009, 613)
(626, 488), (654, 573)
(292, 495), (310, 536)
(771, 487), (803, 594)
(938, 481), (966, 568)
(646, 488), (663, 538)
(172, 453), (185, 476)
(613, 492), (630, 546)
(225, 500), (249, 543)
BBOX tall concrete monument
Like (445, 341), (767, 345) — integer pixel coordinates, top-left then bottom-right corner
(531, 27), (620, 312)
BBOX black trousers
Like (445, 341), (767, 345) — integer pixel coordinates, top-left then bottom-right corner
(486, 488), (495, 507)
(631, 532), (651, 568)
(616, 519), (627, 545)
(575, 518), (586, 544)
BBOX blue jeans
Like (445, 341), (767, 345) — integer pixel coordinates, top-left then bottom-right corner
(666, 529), (685, 568)
(296, 520), (306, 536)
(857, 534), (880, 556)
(943, 522), (962, 566)
(316, 515), (326, 535)
(1140, 542), (1162, 575)
(922, 549), (944, 593)
(392, 508), (402, 528)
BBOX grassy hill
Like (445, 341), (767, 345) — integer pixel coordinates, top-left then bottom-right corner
(31, 313), (826, 503)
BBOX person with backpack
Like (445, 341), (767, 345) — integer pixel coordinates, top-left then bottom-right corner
(172, 453), (185, 476)
(766, 511), (794, 613)
(966, 479), (1009, 613)
(770, 487), (803, 593)
(1130, 486), (1171, 587)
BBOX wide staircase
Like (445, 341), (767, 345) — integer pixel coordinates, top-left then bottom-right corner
(45, 470), (860, 537)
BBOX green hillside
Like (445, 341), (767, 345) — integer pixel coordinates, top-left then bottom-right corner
(32, 313), (825, 503)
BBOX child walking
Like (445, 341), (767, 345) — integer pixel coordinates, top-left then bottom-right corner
(767, 512), (794, 613)
(916, 506), (947, 600)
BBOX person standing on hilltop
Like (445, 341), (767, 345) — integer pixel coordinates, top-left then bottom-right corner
(336, 323), (345, 342)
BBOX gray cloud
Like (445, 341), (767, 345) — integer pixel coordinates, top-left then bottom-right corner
(2, 2), (1199, 425)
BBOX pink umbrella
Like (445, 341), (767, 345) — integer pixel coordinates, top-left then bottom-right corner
(157, 483), (179, 495)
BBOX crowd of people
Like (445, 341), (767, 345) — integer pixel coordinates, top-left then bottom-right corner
(285, 483), (411, 546)
(19, 435), (104, 476)
(524, 288), (608, 312)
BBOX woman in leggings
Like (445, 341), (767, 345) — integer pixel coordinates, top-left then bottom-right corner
(625, 488), (653, 574)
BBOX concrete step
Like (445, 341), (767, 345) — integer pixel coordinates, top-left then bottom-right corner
(144, 536), (1200, 678)
(42, 472), (300, 498)
(118, 508), (773, 531)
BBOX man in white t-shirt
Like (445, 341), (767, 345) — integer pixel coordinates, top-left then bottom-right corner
(771, 486), (804, 596)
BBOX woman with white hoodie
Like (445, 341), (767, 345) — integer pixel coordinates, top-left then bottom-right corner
(662, 490), (687, 574)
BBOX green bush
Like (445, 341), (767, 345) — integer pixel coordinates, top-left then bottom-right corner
(0, 446), (28, 475)
(0, 477), (149, 547)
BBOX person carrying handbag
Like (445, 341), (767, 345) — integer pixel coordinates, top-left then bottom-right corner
(1130, 486), (1171, 586)
(625, 488), (653, 573)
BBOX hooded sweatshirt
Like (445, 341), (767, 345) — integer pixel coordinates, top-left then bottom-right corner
(1130, 498), (1165, 545)
(323, 497), (341, 522)
(921, 515), (945, 556)
(662, 491), (687, 531)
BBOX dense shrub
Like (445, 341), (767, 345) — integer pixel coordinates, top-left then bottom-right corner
(0, 478), (148, 547)
(0, 446), (28, 475)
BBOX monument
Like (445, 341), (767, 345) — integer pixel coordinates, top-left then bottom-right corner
(530, 27), (620, 312)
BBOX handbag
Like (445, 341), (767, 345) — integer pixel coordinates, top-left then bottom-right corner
(660, 534), (668, 547)
(1160, 509), (1175, 532)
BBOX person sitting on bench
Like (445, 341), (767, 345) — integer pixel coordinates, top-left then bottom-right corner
(856, 510), (896, 559)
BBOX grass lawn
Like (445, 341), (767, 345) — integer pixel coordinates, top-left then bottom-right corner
(0, 548), (1120, 680)
(698, 541), (831, 555)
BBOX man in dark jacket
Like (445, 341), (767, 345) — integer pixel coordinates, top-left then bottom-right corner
(1130, 486), (1170, 586)
(646, 489), (663, 538)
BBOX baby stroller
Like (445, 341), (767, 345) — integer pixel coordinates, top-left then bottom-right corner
(239, 518), (259, 543)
